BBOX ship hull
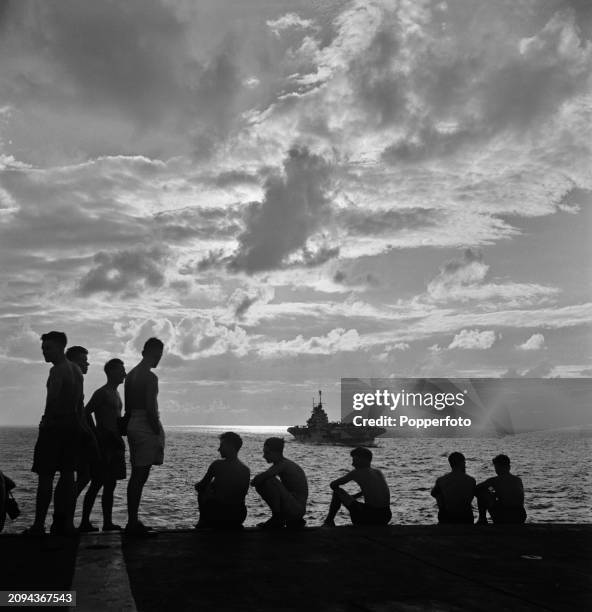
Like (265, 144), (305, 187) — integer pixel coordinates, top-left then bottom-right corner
(287, 425), (386, 447)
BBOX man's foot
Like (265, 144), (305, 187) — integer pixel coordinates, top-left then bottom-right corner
(476, 518), (488, 525)
(102, 523), (122, 532)
(258, 517), (285, 530)
(22, 525), (45, 536)
(50, 523), (78, 537)
(124, 521), (157, 538)
(78, 521), (99, 533)
(194, 521), (213, 530)
(285, 518), (306, 531)
(320, 520), (336, 529)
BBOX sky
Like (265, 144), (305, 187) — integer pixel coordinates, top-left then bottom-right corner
(0, 0), (591, 428)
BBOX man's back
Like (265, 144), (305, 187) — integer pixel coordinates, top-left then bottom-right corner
(210, 459), (250, 505)
(125, 365), (157, 412)
(434, 471), (476, 513)
(89, 385), (123, 447)
(278, 459), (308, 505)
(44, 361), (83, 422)
(485, 473), (524, 508)
(351, 467), (390, 508)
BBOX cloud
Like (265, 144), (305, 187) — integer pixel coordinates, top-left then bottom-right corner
(114, 316), (252, 360)
(0, 1), (247, 162)
(447, 329), (497, 350)
(258, 327), (361, 357)
(2, 321), (41, 362)
(426, 249), (559, 306)
(154, 206), (243, 242)
(267, 14), (319, 37)
(78, 245), (170, 297)
(228, 146), (334, 273)
(228, 285), (275, 320)
(516, 333), (546, 351)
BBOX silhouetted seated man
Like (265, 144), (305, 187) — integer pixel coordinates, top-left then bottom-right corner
(431, 451), (476, 524)
(476, 454), (526, 525)
(24, 331), (83, 536)
(79, 359), (127, 532)
(251, 437), (308, 529)
(323, 446), (391, 527)
(194, 431), (250, 530)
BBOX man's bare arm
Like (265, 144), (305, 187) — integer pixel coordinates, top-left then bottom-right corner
(45, 367), (64, 415)
(145, 375), (160, 434)
(329, 471), (355, 490)
(195, 462), (217, 492)
(251, 462), (284, 487)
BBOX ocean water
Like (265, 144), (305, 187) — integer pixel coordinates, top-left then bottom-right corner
(1, 426), (591, 533)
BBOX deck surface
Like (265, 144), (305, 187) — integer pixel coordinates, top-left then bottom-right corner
(1, 525), (591, 611)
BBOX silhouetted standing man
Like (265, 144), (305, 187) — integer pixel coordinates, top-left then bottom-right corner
(124, 338), (165, 536)
(25, 331), (83, 536)
(67, 346), (100, 500)
(79, 358), (127, 532)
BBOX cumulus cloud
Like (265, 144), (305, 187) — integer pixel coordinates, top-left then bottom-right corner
(114, 316), (251, 360)
(228, 146), (334, 273)
(516, 333), (546, 351)
(447, 329), (497, 350)
(78, 245), (170, 297)
(267, 14), (319, 37)
(426, 249), (559, 306)
(228, 285), (275, 320)
(258, 327), (360, 357)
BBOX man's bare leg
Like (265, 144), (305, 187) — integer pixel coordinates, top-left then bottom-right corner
(29, 473), (54, 532)
(323, 487), (354, 526)
(127, 465), (151, 526)
(80, 478), (103, 530)
(255, 478), (285, 526)
(75, 470), (91, 499)
(102, 479), (119, 529)
(53, 470), (76, 533)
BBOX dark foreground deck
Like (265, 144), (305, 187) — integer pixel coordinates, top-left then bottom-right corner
(1, 525), (591, 611)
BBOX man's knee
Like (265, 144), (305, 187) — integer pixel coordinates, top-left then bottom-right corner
(256, 477), (280, 495)
(334, 487), (353, 507)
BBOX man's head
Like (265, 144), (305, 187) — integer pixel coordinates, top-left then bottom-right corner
(448, 451), (466, 471)
(142, 337), (164, 368)
(219, 431), (243, 458)
(66, 345), (89, 375)
(350, 446), (372, 469)
(263, 437), (284, 463)
(41, 331), (67, 364)
(492, 454), (511, 475)
(104, 358), (126, 386)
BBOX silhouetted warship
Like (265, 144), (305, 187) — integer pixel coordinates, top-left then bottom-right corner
(288, 391), (386, 446)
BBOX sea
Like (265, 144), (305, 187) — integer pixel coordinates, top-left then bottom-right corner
(1, 426), (591, 533)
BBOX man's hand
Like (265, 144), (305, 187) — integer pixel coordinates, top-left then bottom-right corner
(329, 480), (340, 491)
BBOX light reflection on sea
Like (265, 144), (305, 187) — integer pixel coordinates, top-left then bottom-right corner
(1, 426), (590, 532)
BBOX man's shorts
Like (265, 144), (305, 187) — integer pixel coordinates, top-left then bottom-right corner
(348, 501), (392, 526)
(32, 421), (78, 475)
(438, 508), (474, 524)
(199, 499), (247, 528)
(491, 505), (527, 524)
(76, 429), (103, 482)
(100, 446), (126, 481)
